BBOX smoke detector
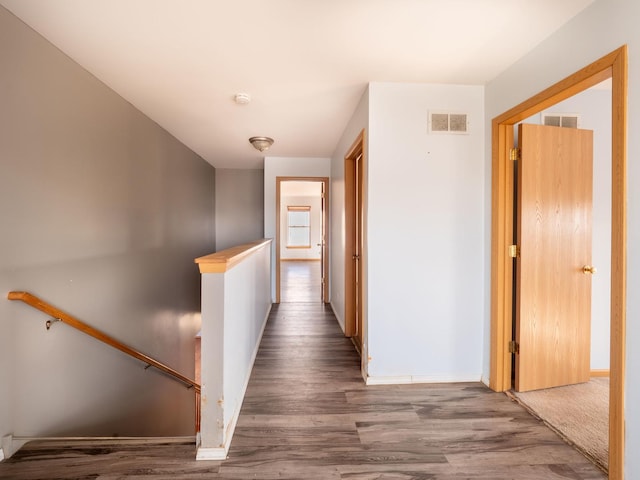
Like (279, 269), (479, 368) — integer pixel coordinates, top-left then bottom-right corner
(234, 93), (251, 105)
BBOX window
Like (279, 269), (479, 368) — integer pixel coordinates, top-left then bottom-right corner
(287, 206), (311, 248)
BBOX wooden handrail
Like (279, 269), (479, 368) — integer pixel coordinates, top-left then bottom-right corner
(7, 291), (200, 394)
(195, 238), (272, 274)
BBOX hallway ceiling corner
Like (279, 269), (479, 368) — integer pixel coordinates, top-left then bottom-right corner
(0, 0), (595, 169)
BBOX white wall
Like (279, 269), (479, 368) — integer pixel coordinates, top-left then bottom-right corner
(522, 88), (612, 370)
(366, 82), (485, 382)
(330, 88), (369, 332)
(280, 194), (322, 260)
(264, 157), (331, 301)
(198, 241), (271, 459)
(483, 0), (640, 474)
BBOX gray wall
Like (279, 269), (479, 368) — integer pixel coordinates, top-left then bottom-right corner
(215, 169), (264, 251)
(0, 7), (215, 438)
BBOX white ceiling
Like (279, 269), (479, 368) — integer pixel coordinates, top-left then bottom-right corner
(0, 0), (594, 169)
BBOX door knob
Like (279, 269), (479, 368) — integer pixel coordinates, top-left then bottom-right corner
(582, 265), (597, 274)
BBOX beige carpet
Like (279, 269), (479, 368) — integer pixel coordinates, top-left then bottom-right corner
(510, 377), (609, 472)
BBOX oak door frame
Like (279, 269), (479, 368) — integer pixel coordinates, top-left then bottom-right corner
(489, 46), (627, 478)
(275, 176), (330, 304)
(344, 130), (365, 347)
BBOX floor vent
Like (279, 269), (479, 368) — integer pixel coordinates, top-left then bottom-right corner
(429, 112), (468, 134)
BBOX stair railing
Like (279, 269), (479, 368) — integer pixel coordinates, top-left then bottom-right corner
(7, 291), (201, 394)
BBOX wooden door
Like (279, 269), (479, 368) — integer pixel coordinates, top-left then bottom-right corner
(353, 150), (363, 352)
(515, 123), (594, 392)
(345, 131), (364, 354)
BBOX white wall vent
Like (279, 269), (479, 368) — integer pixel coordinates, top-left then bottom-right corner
(429, 112), (469, 134)
(542, 113), (580, 128)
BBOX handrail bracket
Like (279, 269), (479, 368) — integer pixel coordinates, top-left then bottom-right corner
(45, 318), (61, 330)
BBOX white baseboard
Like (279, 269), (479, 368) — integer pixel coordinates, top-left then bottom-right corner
(1, 434), (27, 461)
(366, 374), (482, 385)
(0, 434), (10, 460)
(196, 446), (227, 461)
(196, 304), (272, 462)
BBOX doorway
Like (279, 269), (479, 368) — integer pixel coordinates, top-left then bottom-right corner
(275, 176), (329, 304)
(344, 130), (365, 356)
(489, 46), (626, 477)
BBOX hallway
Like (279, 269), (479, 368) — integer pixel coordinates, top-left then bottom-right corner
(219, 302), (605, 478)
(0, 302), (605, 479)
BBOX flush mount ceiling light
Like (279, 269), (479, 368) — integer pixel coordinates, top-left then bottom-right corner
(249, 136), (274, 152)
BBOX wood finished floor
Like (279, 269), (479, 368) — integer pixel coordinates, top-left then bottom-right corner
(0, 301), (605, 479)
(280, 260), (322, 303)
